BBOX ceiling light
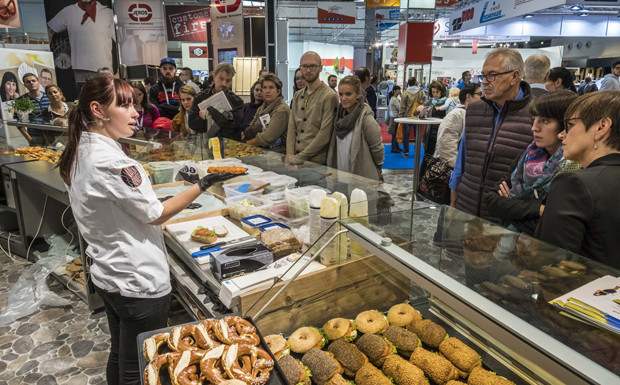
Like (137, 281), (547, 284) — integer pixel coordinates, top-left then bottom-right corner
(570, 5), (583, 11)
(578, 12), (589, 17)
(524, 14), (533, 19)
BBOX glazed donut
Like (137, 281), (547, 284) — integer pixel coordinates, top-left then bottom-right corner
(387, 303), (422, 327)
(323, 318), (355, 341)
(288, 327), (324, 353)
(143, 332), (170, 361)
(214, 317), (261, 346)
(355, 310), (388, 334)
(222, 343), (274, 385)
(200, 345), (228, 384)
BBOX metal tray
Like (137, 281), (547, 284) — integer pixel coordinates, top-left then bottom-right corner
(137, 315), (287, 385)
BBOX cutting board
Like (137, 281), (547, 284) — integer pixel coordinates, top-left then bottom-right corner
(166, 216), (251, 255)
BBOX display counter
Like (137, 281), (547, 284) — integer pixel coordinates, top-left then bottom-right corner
(245, 205), (620, 384)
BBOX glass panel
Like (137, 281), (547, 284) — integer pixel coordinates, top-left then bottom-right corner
(340, 205), (620, 375)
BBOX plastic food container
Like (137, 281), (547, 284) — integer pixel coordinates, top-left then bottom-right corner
(225, 195), (274, 220)
(241, 215), (272, 236)
(147, 161), (177, 184)
(285, 185), (330, 218)
(258, 222), (289, 232)
(268, 212), (308, 229)
(223, 182), (265, 198)
(251, 173), (297, 200)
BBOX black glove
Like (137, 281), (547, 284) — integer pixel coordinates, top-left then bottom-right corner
(198, 172), (235, 191)
(207, 107), (229, 127)
(178, 170), (199, 184)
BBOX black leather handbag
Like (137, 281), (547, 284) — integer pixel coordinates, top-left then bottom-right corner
(418, 156), (452, 205)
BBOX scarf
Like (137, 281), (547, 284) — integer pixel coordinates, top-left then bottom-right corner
(510, 142), (564, 198)
(78, 0), (97, 25)
(431, 96), (447, 106)
(335, 100), (364, 139)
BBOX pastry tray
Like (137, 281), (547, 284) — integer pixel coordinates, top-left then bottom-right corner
(137, 315), (287, 385)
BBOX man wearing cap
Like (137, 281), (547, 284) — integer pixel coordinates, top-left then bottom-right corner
(150, 57), (183, 120)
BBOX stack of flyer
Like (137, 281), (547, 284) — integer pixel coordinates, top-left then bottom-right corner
(550, 275), (620, 334)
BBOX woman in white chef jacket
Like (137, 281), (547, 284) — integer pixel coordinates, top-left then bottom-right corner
(57, 75), (233, 385)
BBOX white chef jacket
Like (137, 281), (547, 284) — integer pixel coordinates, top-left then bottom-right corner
(66, 132), (169, 298)
(47, 3), (115, 72)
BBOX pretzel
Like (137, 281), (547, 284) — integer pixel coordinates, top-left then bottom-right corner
(214, 316), (261, 346)
(144, 352), (174, 385)
(167, 350), (205, 385)
(200, 345), (229, 384)
(195, 320), (222, 350)
(222, 343), (274, 385)
(168, 325), (202, 352)
(143, 332), (170, 362)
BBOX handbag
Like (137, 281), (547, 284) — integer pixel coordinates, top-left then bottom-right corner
(396, 101), (422, 143)
(418, 156), (452, 205)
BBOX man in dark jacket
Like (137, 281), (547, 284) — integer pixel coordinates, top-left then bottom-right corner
(188, 63), (243, 140)
(150, 57), (183, 119)
(449, 48), (534, 222)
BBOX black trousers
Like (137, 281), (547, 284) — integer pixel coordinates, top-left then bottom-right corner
(95, 286), (171, 385)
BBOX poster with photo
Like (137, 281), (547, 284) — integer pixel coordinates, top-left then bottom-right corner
(116, 0), (166, 66)
(0, 0), (20, 28)
(43, 0), (118, 101)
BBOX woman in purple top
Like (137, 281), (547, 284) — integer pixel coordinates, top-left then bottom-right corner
(131, 82), (159, 128)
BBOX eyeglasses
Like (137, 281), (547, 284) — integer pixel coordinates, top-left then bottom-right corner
(564, 117), (582, 132)
(300, 64), (320, 71)
(478, 70), (515, 82)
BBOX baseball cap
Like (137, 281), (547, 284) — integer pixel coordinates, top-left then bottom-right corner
(160, 57), (176, 67)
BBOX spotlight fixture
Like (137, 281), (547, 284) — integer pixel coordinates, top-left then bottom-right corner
(524, 14), (533, 19)
(570, 5), (583, 11)
(578, 11), (589, 17)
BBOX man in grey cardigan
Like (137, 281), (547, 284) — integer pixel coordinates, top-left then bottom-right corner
(286, 51), (339, 165)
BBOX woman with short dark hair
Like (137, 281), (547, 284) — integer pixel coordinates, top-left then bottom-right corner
(1, 71), (20, 102)
(545, 67), (577, 93)
(536, 91), (620, 268)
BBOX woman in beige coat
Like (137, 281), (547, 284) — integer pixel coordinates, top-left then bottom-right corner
(327, 76), (384, 181)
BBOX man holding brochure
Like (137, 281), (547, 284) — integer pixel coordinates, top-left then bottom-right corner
(188, 63), (244, 140)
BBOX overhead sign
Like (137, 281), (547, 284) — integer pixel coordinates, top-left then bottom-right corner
(449, 0), (566, 34)
(366, 0), (400, 7)
(211, 0), (244, 65)
(436, 0), (460, 6)
(165, 5), (211, 42)
(401, 0), (436, 8)
(376, 8), (400, 31)
(318, 2), (356, 24)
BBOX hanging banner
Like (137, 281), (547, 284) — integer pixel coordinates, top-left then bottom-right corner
(376, 8), (400, 31)
(0, 0), (20, 28)
(318, 2), (356, 24)
(449, 0), (566, 34)
(401, 0), (436, 8)
(210, 0), (244, 66)
(116, 0), (166, 66)
(365, 0), (400, 7)
(181, 43), (210, 71)
(165, 5), (211, 42)
(436, 0), (460, 6)
(44, 0), (118, 100)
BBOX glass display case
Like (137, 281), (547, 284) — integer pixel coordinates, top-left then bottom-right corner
(244, 205), (620, 385)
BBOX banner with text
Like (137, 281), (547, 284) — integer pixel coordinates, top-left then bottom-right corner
(366, 0), (400, 7)
(318, 2), (356, 24)
(165, 5), (211, 42)
(449, 0), (566, 34)
(211, 0), (244, 66)
(116, 0), (166, 66)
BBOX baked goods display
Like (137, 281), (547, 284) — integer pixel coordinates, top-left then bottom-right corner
(5, 146), (61, 163)
(261, 305), (517, 385)
(355, 310), (388, 334)
(142, 316), (275, 385)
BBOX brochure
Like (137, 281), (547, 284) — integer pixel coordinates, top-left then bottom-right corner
(198, 91), (232, 112)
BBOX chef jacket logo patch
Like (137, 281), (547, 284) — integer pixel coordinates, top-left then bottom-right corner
(121, 166), (142, 187)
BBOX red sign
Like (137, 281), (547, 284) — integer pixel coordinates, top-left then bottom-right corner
(165, 5), (211, 42)
(436, 0), (460, 6)
(128, 3), (153, 22)
(213, 0), (242, 14)
(189, 46), (208, 58)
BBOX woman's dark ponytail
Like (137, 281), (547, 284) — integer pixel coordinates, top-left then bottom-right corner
(57, 106), (87, 185)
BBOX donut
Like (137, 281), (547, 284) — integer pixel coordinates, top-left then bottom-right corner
(323, 318), (357, 341)
(355, 310), (388, 334)
(387, 303), (422, 327)
(289, 327), (325, 353)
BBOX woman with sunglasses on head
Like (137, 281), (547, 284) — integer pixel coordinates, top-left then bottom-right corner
(57, 75), (235, 385)
(535, 91), (620, 268)
(486, 90), (577, 235)
(326, 76), (384, 181)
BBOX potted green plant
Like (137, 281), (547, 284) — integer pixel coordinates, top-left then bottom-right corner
(9, 97), (36, 123)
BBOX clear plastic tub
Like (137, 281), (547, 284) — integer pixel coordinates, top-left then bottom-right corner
(285, 185), (330, 218)
(147, 161), (177, 184)
(269, 212), (308, 229)
(251, 173), (297, 200)
(241, 215), (272, 236)
(223, 182), (265, 198)
(225, 195), (274, 220)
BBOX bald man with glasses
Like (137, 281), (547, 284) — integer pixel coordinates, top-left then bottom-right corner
(285, 51), (338, 165)
(449, 48), (534, 222)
